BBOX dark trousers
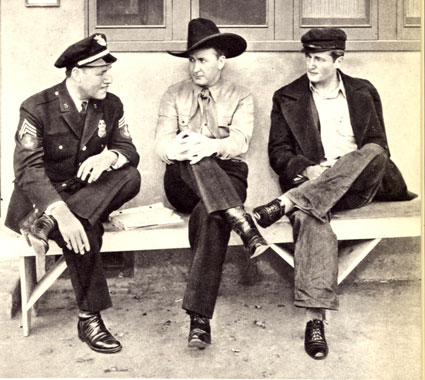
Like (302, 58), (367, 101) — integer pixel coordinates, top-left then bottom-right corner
(164, 157), (248, 318)
(285, 144), (388, 310)
(51, 165), (141, 312)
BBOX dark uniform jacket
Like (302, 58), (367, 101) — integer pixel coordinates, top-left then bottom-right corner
(268, 70), (413, 201)
(6, 80), (140, 232)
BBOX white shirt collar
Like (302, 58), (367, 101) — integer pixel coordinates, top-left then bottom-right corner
(65, 80), (88, 112)
(309, 71), (346, 99)
(192, 76), (223, 103)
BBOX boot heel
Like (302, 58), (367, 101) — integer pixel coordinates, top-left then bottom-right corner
(27, 233), (49, 256)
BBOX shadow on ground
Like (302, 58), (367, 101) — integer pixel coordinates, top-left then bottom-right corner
(0, 247), (421, 379)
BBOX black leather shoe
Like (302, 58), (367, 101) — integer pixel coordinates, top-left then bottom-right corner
(78, 313), (122, 354)
(304, 319), (328, 360)
(188, 312), (211, 350)
(20, 214), (57, 255)
(224, 206), (269, 259)
(253, 199), (285, 228)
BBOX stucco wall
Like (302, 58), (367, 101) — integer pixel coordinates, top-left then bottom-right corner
(1, 2), (421, 216)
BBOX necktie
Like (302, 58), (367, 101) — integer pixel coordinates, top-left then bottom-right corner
(80, 101), (88, 118)
(199, 88), (220, 138)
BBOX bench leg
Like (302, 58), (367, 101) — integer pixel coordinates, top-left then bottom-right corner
(20, 256), (36, 337)
(270, 244), (294, 267)
(337, 238), (382, 284)
(19, 255), (68, 337)
(270, 239), (382, 285)
(26, 256), (67, 311)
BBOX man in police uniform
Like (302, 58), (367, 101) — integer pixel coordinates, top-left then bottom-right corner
(5, 34), (141, 354)
(253, 28), (414, 359)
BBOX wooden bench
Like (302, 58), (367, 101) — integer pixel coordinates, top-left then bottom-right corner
(4, 198), (421, 337)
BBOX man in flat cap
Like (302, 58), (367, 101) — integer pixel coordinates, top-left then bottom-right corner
(5, 34), (141, 354)
(253, 28), (414, 359)
(155, 18), (269, 349)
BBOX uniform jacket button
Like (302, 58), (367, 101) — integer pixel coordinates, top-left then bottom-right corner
(82, 146), (87, 151)
(58, 145), (63, 150)
(62, 183), (67, 188)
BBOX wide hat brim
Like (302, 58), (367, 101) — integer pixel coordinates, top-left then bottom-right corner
(168, 33), (247, 58)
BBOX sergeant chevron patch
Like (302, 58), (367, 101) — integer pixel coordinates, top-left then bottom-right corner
(18, 118), (38, 140)
(118, 114), (131, 139)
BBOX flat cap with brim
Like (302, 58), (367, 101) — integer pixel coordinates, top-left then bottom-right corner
(301, 28), (347, 52)
(55, 33), (117, 70)
(168, 18), (247, 58)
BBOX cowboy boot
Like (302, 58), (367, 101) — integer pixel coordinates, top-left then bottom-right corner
(224, 206), (269, 259)
(187, 311), (211, 350)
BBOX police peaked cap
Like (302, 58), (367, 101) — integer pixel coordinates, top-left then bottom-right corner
(55, 33), (117, 70)
(168, 18), (247, 58)
(301, 28), (347, 52)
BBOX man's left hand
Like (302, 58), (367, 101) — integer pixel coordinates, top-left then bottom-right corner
(184, 133), (219, 164)
(77, 150), (118, 183)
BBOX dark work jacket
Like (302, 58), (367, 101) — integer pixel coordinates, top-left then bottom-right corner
(5, 80), (140, 232)
(268, 71), (414, 201)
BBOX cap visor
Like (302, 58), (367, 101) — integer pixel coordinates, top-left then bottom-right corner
(81, 54), (117, 67)
(103, 53), (117, 63)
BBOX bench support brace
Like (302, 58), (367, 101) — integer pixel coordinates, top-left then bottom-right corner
(20, 256), (67, 336)
(270, 238), (382, 285)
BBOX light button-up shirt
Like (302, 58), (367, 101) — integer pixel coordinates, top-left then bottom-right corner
(310, 75), (357, 166)
(155, 77), (254, 163)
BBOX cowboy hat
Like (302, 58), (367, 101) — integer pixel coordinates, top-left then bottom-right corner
(168, 18), (247, 58)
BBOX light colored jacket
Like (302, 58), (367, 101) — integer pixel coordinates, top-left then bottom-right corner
(155, 77), (254, 162)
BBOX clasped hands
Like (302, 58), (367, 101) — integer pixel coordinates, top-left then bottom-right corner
(167, 131), (218, 164)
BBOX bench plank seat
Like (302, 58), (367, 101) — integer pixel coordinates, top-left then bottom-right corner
(8, 198), (420, 336)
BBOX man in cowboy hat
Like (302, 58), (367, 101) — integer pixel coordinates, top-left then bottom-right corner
(155, 18), (269, 349)
(252, 28), (414, 359)
(5, 34), (141, 354)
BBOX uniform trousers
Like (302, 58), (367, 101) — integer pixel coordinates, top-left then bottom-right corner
(50, 165), (141, 312)
(164, 157), (248, 318)
(284, 143), (388, 310)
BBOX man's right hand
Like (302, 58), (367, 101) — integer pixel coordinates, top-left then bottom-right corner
(166, 131), (192, 161)
(50, 203), (90, 254)
(302, 165), (328, 180)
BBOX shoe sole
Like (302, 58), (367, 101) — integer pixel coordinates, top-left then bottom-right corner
(252, 213), (273, 229)
(306, 348), (328, 360)
(27, 233), (48, 256)
(79, 335), (122, 354)
(250, 245), (270, 259)
(188, 338), (210, 350)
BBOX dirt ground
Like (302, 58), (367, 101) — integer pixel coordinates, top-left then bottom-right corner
(0, 250), (422, 379)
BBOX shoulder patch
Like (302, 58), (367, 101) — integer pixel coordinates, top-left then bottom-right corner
(19, 118), (39, 139)
(21, 134), (40, 150)
(18, 118), (41, 149)
(118, 114), (131, 139)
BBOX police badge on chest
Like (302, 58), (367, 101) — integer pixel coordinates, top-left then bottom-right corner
(97, 119), (107, 138)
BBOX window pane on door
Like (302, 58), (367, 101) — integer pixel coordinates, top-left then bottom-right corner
(301, 0), (370, 25)
(404, 0), (420, 26)
(199, 0), (266, 25)
(97, 0), (164, 26)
